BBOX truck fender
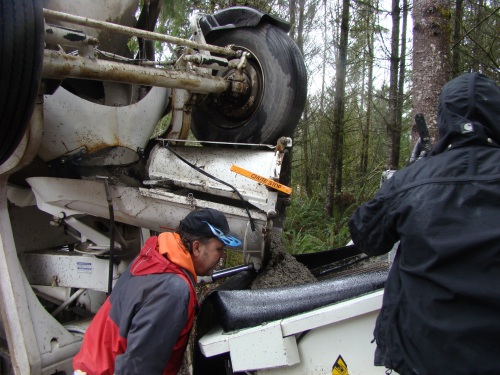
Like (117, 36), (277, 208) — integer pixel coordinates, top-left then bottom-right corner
(198, 6), (290, 37)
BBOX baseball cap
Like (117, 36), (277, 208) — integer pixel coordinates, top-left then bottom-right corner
(179, 208), (241, 247)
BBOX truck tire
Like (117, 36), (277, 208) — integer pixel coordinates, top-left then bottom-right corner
(191, 23), (307, 145)
(0, 0), (44, 165)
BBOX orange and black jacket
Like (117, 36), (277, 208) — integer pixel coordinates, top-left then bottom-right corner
(73, 232), (199, 375)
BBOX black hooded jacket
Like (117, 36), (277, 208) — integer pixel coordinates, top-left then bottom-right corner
(349, 73), (500, 375)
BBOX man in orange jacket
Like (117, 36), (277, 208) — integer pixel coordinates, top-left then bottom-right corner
(73, 208), (241, 375)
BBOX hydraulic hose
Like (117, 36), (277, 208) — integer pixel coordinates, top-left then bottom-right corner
(98, 177), (115, 295)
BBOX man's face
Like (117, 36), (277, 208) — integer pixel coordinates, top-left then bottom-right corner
(192, 237), (226, 276)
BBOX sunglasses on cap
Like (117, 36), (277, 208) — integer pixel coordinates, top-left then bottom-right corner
(203, 221), (241, 247)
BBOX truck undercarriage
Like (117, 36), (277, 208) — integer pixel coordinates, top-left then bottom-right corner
(0, 1), (387, 374)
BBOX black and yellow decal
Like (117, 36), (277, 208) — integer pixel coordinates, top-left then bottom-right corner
(332, 355), (349, 375)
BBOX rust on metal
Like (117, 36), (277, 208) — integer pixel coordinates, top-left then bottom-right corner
(43, 8), (238, 57)
(42, 50), (231, 94)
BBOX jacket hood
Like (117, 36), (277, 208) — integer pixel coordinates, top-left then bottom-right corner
(430, 72), (500, 155)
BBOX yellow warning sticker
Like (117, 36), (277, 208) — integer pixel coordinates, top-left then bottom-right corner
(230, 165), (292, 195)
(332, 355), (349, 375)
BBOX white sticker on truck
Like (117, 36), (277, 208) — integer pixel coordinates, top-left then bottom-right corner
(77, 261), (92, 273)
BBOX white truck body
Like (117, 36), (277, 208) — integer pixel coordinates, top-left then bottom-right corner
(199, 291), (384, 374)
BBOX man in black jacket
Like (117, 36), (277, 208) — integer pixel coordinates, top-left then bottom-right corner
(349, 72), (500, 375)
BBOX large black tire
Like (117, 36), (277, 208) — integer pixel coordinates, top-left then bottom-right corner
(191, 23), (307, 144)
(0, 0), (44, 165)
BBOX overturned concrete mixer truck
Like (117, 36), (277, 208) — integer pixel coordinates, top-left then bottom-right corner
(0, 1), (388, 374)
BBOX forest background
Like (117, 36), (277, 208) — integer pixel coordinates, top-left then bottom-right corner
(147, 0), (499, 254)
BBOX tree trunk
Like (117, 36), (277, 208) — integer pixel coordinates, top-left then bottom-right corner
(472, 0), (485, 72)
(452, 0), (463, 77)
(293, 0), (311, 197)
(303, 106), (313, 198)
(289, 0), (297, 40)
(326, 0), (349, 217)
(320, 0), (328, 110)
(360, 0), (377, 176)
(386, 0), (401, 170)
(288, 0), (310, 197)
(396, 0), (408, 162)
(412, 0), (452, 144)
(297, 0), (305, 52)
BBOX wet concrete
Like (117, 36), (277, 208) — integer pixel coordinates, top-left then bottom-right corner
(251, 231), (316, 289)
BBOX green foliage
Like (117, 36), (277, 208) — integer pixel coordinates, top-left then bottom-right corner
(150, 113), (172, 139)
(225, 248), (244, 267)
(454, 0), (500, 81)
(283, 192), (361, 254)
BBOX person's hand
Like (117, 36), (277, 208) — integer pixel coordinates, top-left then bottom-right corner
(407, 138), (427, 166)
